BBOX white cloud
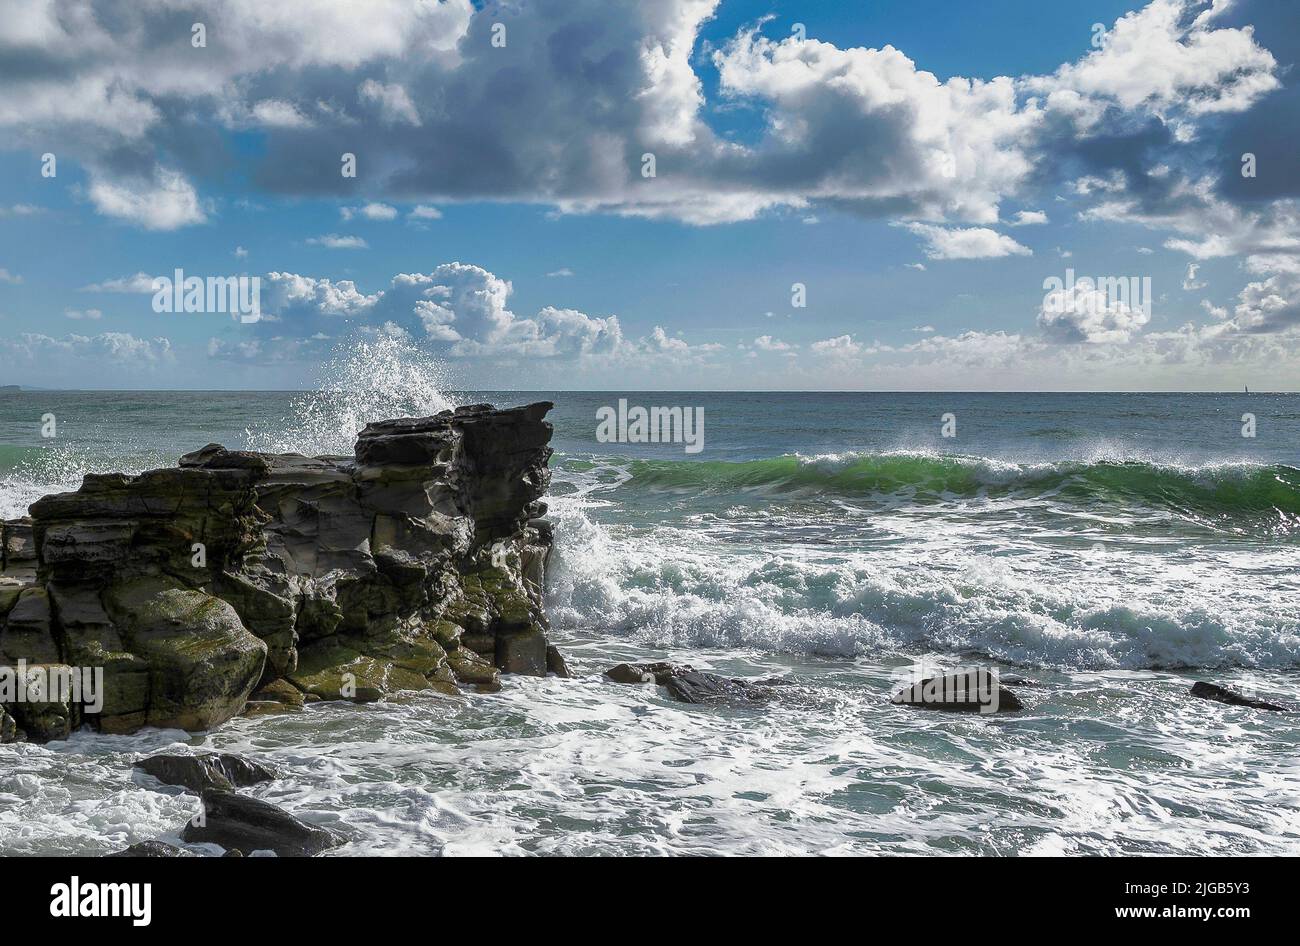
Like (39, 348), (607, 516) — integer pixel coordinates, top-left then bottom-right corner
(1025, 0), (1278, 125)
(407, 205), (443, 220)
(753, 335), (794, 351)
(78, 272), (157, 293)
(86, 168), (206, 230)
(2, 332), (172, 365)
(341, 203), (399, 221)
(1009, 210), (1048, 226)
(0, 268), (22, 285)
(811, 334), (864, 356)
(903, 223), (1032, 260)
(64, 308), (102, 320)
(546, 268), (575, 278)
(307, 234), (369, 249)
(1038, 279), (1152, 343)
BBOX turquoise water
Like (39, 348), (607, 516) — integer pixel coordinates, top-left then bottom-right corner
(1, 366), (1298, 855)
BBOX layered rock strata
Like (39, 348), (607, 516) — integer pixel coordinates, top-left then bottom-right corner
(0, 402), (560, 742)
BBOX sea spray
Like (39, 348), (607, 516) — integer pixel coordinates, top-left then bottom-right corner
(244, 333), (457, 455)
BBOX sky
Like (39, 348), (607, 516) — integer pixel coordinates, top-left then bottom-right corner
(0, 0), (1297, 391)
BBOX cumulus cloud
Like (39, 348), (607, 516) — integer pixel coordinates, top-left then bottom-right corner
(85, 168), (207, 230)
(903, 223), (1032, 260)
(1, 332), (172, 365)
(0, 268), (22, 285)
(214, 261), (739, 367)
(1038, 278), (1153, 343)
(1, 0), (1281, 232)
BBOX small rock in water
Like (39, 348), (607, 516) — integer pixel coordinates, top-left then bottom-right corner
(135, 752), (277, 794)
(890, 670), (1023, 713)
(181, 790), (344, 857)
(662, 670), (779, 705)
(107, 840), (190, 857)
(1189, 681), (1290, 712)
(604, 661), (781, 705)
(605, 663), (655, 684)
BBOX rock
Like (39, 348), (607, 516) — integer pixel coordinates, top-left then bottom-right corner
(288, 638), (432, 702)
(606, 663), (655, 684)
(250, 678), (305, 708)
(447, 648), (500, 690)
(605, 661), (694, 686)
(0, 402), (558, 740)
(604, 661), (782, 705)
(890, 670), (1023, 713)
(135, 751), (277, 794)
(105, 577), (267, 731)
(181, 789), (344, 857)
(662, 670), (781, 705)
(496, 628), (548, 676)
(1190, 681), (1290, 712)
(0, 705), (19, 743)
(546, 644), (571, 678)
(108, 840), (190, 857)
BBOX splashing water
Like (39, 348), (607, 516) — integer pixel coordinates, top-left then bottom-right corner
(245, 334), (458, 456)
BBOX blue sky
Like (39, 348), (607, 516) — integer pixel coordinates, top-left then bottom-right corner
(0, 0), (1296, 390)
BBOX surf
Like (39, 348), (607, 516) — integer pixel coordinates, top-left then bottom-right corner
(613, 452), (1300, 518)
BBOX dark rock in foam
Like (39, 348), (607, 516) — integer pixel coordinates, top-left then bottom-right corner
(181, 789), (344, 857)
(135, 751), (277, 794)
(1189, 681), (1290, 712)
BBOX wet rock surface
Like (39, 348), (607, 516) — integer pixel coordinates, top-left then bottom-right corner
(181, 789), (345, 857)
(135, 751), (277, 794)
(107, 840), (191, 858)
(890, 671), (1024, 713)
(605, 662), (786, 705)
(1190, 681), (1291, 712)
(0, 403), (560, 742)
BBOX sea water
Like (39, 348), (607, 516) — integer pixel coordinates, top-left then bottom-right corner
(2, 343), (1297, 855)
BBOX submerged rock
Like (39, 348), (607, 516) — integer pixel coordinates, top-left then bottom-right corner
(1189, 681), (1290, 712)
(108, 840), (190, 857)
(0, 403), (563, 741)
(181, 789), (344, 857)
(605, 661), (783, 705)
(890, 671), (1024, 713)
(135, 751), (277, 794)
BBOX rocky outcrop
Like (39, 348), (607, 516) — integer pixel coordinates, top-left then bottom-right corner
(0, 402), (558, 742)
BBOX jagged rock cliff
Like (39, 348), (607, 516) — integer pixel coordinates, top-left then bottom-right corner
(0, 402), (561, 742)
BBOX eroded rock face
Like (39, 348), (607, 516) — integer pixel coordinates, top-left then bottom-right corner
(0, 402), (558, 742)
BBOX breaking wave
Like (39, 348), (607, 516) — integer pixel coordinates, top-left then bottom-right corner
(245, 334), (457, 456)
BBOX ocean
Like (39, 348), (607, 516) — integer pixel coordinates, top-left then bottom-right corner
(1, 350), (1298, 855)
